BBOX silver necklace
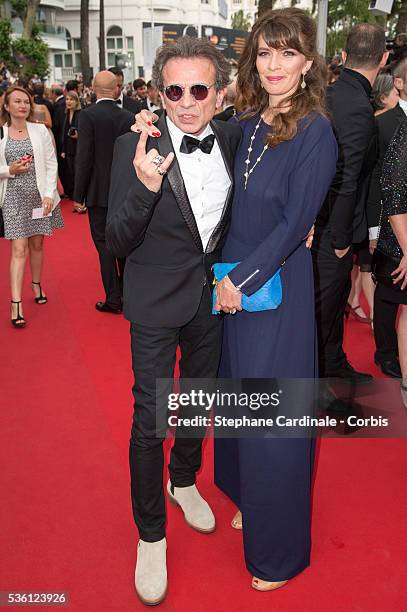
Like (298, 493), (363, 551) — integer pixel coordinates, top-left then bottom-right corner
(244, 113), (268, 190)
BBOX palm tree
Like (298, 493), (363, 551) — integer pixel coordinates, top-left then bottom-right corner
(23, 0), (41, 38)
(80, 0), (92, 85)
(99, 0), (106, 70)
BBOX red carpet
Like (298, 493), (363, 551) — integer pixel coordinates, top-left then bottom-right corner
(0, 199), (405, 611)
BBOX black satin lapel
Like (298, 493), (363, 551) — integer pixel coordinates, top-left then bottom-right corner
(155, 114), (203, 253)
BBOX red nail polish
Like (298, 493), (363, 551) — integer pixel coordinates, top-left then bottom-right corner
(147, 121), (152, 126)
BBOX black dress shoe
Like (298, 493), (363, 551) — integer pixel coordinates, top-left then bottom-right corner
(325, 361), (373, 384)
(374, 358), (401, 379)
(95, 301), (122, 314)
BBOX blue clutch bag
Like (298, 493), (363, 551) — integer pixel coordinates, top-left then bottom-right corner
(212, 262), (282, 314)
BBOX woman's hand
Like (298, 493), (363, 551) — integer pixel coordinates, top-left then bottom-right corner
(42, 197), (53, 216)
(131, 109), (161, 137)
(391, 254), (407, 290)
(369, 239), (377, 255)
(9, 159), (30, 175)
(305, 224), (315, 249)
(214, 275), (243, 314)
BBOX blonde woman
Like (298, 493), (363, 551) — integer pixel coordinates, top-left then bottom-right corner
(0, 86), (63, 327)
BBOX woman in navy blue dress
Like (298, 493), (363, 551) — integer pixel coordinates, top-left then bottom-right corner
(214, 9), (337, 591)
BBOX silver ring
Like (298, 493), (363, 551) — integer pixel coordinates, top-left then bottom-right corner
(151, 154), (164, 166)
(157, 167), (167, 176)
(230, 309), (237, 315)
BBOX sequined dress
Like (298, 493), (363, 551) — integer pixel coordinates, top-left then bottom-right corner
(379, 118), (407, 259)
(376, 118), (407, 304)
(2, 137), (64, 240)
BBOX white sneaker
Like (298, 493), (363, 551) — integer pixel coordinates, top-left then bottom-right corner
(135, 537), (167, 606)
(167, 480), (216, 533)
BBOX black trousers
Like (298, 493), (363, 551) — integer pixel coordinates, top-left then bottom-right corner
(312, 227), (354, 376)
(129, 289), (222, 542)
(87, 206), (122, 308)
(373, 285), (399, 363)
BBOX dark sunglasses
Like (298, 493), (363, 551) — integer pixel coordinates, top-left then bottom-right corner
(163, 83), (215, 102)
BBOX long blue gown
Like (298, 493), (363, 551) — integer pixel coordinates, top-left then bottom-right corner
(214, 113), (337, 582)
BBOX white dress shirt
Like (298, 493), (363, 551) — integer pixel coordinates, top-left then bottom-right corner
(398, 97), (407, 116)
(146, 97), (160, 113)
(166, 116), (231, 251)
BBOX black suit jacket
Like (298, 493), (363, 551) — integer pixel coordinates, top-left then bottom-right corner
(367, 104), (406, 229)
(215, 106), (236, 122)
(106, 112), (241, 327)
(317, 69), (376, 248)
(52, 96), (66, 153)
(73, 100), (134, 207)
(122, 95), (141, 114)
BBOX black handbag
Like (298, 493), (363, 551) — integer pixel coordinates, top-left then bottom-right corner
(371, 248), (403, 290)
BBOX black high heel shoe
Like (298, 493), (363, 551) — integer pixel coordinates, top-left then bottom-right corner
(11, 300), (26, 328)
(32, 281), (48, 305)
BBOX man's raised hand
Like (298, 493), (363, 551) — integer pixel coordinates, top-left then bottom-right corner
(133, 131), (174, 193)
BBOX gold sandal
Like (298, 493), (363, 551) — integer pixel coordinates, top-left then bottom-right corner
(252, 577), (288, 591)
(231, 510), (243, 530)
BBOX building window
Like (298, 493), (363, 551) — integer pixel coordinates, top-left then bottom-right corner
(53, 29), (81, 72)
(127, 37), (134, 50)
(106, 25), (124, 66)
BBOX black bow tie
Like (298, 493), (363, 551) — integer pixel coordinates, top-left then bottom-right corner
(180, 134), (215, 154)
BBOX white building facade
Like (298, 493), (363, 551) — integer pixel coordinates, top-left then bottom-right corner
(228, 0), (314, 26)
(54, 0), (230, 84)
(51, 0), (315, 85)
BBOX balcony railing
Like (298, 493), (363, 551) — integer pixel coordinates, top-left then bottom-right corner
(11, 19), (67, 40)
(37, 23), (67, 39)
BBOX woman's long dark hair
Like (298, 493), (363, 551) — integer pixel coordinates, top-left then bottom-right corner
(236, 8), (328, 147)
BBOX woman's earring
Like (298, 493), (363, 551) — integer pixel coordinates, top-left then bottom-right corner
(301, 72), (307, 89)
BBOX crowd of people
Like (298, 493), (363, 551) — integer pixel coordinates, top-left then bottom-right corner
(1, 9), (407, 606)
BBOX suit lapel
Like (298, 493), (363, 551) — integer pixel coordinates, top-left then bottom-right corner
(155, 113), (203, 252)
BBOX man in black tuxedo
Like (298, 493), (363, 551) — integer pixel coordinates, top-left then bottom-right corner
(214, 80), (236, 122)
(312, 24), (388, 383)
(73, 71), (134, 313)
(106, 38), (240, 605)
(50, 85), (66, 172)
(108, 67), (141, 114)
(367, 57), (407, 377)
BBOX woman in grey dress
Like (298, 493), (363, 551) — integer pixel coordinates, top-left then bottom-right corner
(0, 86), (63, 327)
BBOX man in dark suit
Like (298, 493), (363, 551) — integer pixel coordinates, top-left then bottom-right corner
(108, 67), (140, 114)
(106, 38), (240, 605)
(214, 80), (236, 122)
(367, 57), (407, 377)
(73, 71), (134, 313)
(312, 24), (388, 384)
(50, 85), (66, 174)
